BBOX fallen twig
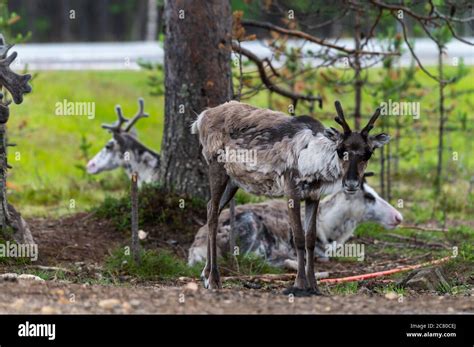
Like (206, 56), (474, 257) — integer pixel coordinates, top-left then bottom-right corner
(385, 233), (451, 249)
(25, 265), (72, 273)
(319, 255), (452, 284)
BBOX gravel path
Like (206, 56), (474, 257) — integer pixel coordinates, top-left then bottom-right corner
(1, 280), (472, 314)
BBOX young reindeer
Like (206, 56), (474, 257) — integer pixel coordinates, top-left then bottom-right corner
(86, 98), (160, 186)
(192, 100), (389, 294)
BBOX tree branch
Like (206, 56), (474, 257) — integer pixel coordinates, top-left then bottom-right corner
(242, 19), (398, 56)
(232, 42), (323, 108)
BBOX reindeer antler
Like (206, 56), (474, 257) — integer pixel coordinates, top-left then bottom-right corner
(124, 98), (148, 132)
(360, 107), (381, 138)
(102, 104), (129, 132)
(101, 98), (148, 133)
(334, 100), (351, 135)
(0, 36), (32, 105)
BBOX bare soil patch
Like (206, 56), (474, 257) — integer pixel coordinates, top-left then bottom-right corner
(0, 206), (472, 314)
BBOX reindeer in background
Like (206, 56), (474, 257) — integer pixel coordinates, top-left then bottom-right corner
(192, 100), (389, 294)
(188, 175), (403, 268)
(87, 98), (160, 186)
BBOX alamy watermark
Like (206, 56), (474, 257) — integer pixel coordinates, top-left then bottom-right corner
(55, 99), (95, 119)
(18, 321), (55, 340)
(380, 99), (420, 120)
(0, 241), (38, 261)
(325, 241), (365, 261)
(217, 146), (257, 166)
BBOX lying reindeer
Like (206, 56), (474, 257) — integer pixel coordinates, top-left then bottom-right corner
(86, 98), (160, 186)
(188, 177), (403, 268)
(192, 100), (389, 293)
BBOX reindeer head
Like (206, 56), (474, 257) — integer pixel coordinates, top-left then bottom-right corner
(324, 101), (389, 194)
(87, 98), (148, 175)
(354, 173), (403, 229)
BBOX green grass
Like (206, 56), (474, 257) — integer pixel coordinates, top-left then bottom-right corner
(219, 253), (284, 276)
(7, 71), (163, 217)
(329, 281), (359, 295)
(105, 247), (201, 280)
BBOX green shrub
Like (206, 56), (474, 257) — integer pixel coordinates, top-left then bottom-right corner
(105, 247), (201, 280)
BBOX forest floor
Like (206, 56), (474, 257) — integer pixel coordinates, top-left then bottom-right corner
(0, 210), (472, 314)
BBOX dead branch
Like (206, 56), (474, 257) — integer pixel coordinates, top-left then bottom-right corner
(385, 233), (450, 249)
(242, 19), (399, 56)
(26, 265), (72, 273)
(232, 42), (323, 107)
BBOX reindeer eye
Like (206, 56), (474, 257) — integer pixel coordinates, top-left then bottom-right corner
(363, 151), (373, 161)
(105, 142), (114, 150)
(364, 193), (376, 202)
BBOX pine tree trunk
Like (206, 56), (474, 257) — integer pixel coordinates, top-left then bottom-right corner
(160, 0), (233, 200)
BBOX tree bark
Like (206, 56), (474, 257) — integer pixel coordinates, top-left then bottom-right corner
(160, 0), (233, 200)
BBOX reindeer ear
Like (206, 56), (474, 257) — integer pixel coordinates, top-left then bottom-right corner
(370, 133), (390, 148)
(323, 127), (341, 143)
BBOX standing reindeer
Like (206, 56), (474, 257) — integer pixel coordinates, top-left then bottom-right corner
(87, 98), (160, 186)
(192, 100), (389, 294)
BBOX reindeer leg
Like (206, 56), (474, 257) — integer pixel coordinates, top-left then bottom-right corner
(202, 160), (229, 289)
(218, 180), (238, 213)
(283, 181), (308, 293)
(304, 198), (322, 295)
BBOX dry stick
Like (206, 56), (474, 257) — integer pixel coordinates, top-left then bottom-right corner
(26, 265), (72, 273)
(131, 172), (140, 263)
(241, 19), (398, 56)
(385, 233), (450, 249)
(222, 272), (329, 282)
(319, 256), (452, 284)
(232, 43), (323, 107)
(227, 41), (245, 273)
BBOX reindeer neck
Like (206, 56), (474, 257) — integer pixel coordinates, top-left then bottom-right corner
(296, 132), (343, 198)
(318, 191), (366, 242)
(121, 140), (160, 185)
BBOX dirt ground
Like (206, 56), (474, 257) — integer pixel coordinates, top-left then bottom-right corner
(0, 212), (472, 314)
(1, 279), (473, 314)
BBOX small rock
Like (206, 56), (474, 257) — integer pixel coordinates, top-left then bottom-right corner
(0, 273), (18, 281)
(50, 289), (65, 296)
(358, 286), (373, 296)
(130, 299), (141, 307)
(385, 291), (398, 300)
(41, 306), (59, 314)
(10, 299), (25, 310)
(18, 274), (45, 282)
(57, 296), (70, 305)
(184, 282), (199, 292)
(399, 267), (450, 292)
(98, 299), (121, 310)
(122, 302), (132, 311)
(138, 230), (148, 240)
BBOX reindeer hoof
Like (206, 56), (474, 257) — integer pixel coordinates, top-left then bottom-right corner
(282, 286), (323, 297)
(203, 269), (222, 290)
(206, 277), (222, 290)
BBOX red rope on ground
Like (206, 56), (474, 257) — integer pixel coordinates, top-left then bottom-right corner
(319, 256), (452, 284)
